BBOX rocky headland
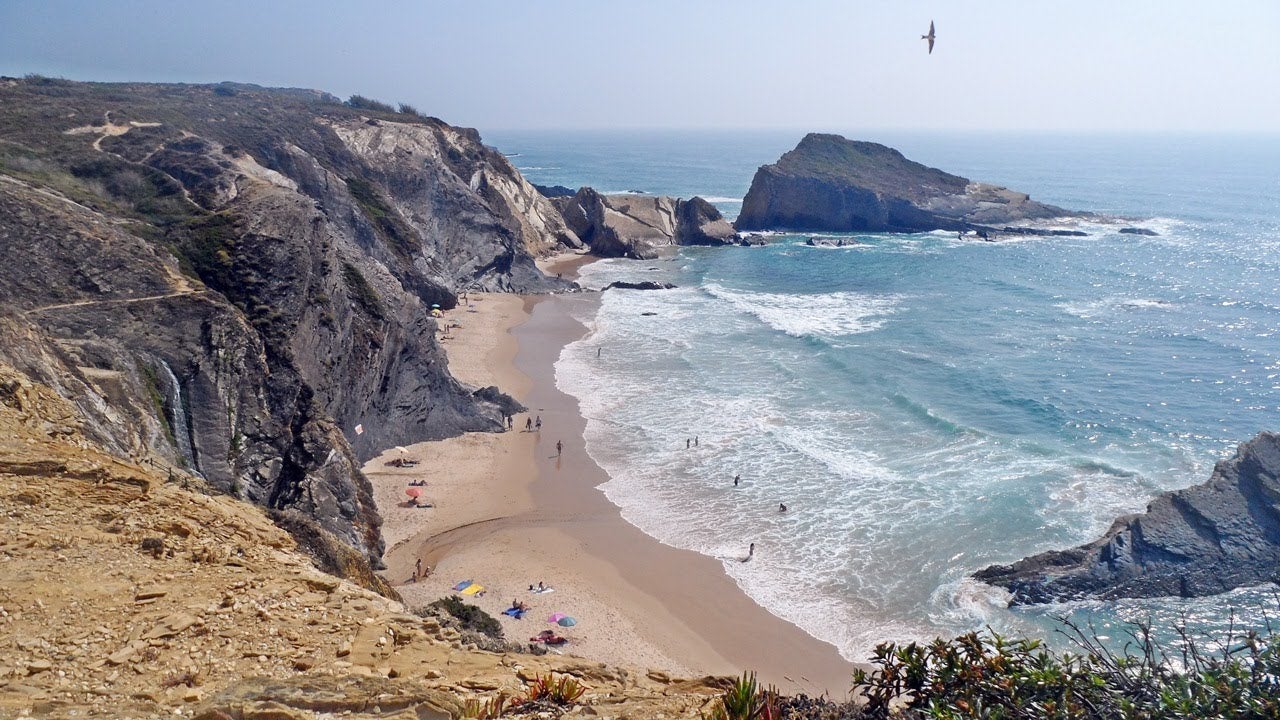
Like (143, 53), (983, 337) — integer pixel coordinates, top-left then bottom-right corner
(735, 133), (1081, 233)
(975, 432), (1280, 605)
(552, 187), (736, 259)
(0, 78), (580, 568)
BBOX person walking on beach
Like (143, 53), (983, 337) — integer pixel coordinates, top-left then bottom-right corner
(734, 474), (740, 487)
(556, 440), (563, 457)
(414, 558), (422, 581)
(535, 416), (542, 431)
(686, 438), (691, 449)
(506, 415), (513, 430)
(748, 542), (755, 560)
(525, 417), (533, 432)
(695, 436), (699, 447)
(597, 347), (601, 359)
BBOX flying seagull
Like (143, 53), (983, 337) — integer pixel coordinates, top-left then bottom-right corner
(922, 20), (936, 54)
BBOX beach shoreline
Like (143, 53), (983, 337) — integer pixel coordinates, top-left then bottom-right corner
(366, 261), (855, 695)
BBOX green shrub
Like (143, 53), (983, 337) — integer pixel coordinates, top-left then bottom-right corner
(340, 262), (385, 321)
(345, 94), (395, 113)
(703, 672), (781, 720)
(428, 595), (502, 640)
(518, 673), (587, 707)
(344, 177), (418, 257)
(851, 618), (1280, 719)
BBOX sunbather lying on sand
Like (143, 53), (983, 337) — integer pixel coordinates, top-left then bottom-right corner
(529, 630), (567, 645)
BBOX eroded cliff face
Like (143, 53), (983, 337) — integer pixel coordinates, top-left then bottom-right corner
(0, 78), (578, 564)
(735, 133), (1077, 233)
(0, 367), (728, 719)
(975, 432), (1280, 604)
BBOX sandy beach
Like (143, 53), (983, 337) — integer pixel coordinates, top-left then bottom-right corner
(366, 257), (855, 696)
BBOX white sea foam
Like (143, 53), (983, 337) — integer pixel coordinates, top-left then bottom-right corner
(1058, 296), (1176, 319)
(704, 284), (900, 339)
(697, 196), (744, 204)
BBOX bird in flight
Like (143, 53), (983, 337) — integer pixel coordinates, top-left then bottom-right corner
(922, 20), (936, 54)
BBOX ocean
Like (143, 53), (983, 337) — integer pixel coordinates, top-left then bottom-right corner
(488, 129), (1280, 661)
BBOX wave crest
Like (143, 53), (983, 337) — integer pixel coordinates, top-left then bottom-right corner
(704, 284), (900, 339)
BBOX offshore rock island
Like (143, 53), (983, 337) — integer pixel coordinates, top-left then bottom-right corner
(735, 133), (1082, 233)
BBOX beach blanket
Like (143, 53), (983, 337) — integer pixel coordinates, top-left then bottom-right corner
(502, 607), (526, 619)
(461, 583), (485, 596)
(452, 580), (473, 592)
(533, 587), (555, 594)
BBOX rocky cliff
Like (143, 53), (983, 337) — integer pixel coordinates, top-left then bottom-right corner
(975, 432), (1280, 604)
(736, 133), (1078, 233)
(0, 78), (578, 565)
(553, 188), (736, 259)
(0, 367), (732, 718)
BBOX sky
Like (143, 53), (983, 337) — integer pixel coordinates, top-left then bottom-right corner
(2, 0), (1278, 134)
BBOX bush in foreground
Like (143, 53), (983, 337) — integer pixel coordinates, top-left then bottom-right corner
(851, 617), (1280, 719)
(427, 595), (503, 640)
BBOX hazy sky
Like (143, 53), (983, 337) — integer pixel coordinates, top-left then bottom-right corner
(2, 1), (1277, 133)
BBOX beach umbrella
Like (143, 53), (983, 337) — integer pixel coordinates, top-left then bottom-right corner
(431, 304), (441, 308)
(557, 616), (577, 627)
(405, 487), (423, 499)
(394, 445), (408, 454)
(546, 613), (567, 623)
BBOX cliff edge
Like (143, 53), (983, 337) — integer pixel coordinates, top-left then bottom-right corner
(0, 78), (577, 565)
(975, 432), (1280, 604)
(735, 133), (1077, 233)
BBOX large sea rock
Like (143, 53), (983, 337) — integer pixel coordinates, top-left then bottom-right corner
(736, 133), (1078, 233)
(553, 188), (736, 258)
(0, 78), (580, 566)
(975, 432), (1280, 604)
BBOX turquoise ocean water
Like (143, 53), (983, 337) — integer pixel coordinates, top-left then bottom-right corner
(488, 129), (1280, 661)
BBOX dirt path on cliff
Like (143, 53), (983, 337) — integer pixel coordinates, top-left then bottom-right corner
(21, 289), (208, 316)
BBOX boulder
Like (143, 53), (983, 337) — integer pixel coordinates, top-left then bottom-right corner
(1120, 227), (1160, 236)
(675, 197), (737, 246)
(736, 133), (1084, 233)
(533, 183), (577, 198)
(999, 227), (1089, 237)
(974, 432), (1280, 604)
(604, 281), (677, 291)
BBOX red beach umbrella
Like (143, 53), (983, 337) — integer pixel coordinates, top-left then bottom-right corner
(405, 487), (423, 499)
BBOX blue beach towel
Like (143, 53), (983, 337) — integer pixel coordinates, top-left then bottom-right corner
(453, 580), (473, 592)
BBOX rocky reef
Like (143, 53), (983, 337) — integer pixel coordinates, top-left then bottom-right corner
(975, 432), (1280, 604)
(736, 133), (1080, 233)
(0, 78), (579, 565)
(553, 187), (736, 258)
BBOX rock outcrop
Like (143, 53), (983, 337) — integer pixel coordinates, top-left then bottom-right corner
(675, 196), (738, 246)
(553, 188), (736, 258)
(0, 78), (580, 564)
(736, 133), (1080, 233)
(0, 370), (731, 719)
(533, 183), (576, 198)
(975, 432), (1280, 605)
